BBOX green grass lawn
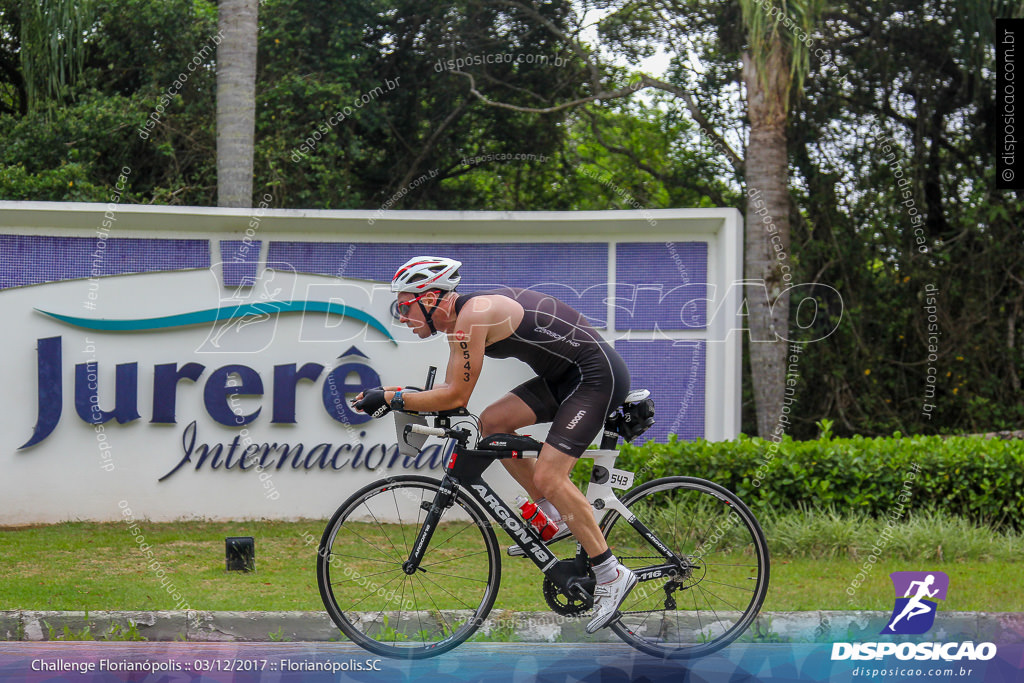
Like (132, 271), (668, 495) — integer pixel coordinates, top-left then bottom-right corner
(0, 520), (1021, 613)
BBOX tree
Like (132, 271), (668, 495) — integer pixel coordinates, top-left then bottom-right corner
(4, 0), (1020, 438)
(254, 0), (582, 209)
(17, 0), (93, 113)
(443, 0), (825, 437)
(1, 0), (579, 208)
(217, 0), (257, 207)
(783, 0), (1024, 435)
(738, 0), (825, 437)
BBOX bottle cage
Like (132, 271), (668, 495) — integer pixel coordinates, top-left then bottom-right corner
(606, 397), (656, 442)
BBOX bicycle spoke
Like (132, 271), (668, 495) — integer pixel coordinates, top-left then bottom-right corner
(428, 519), (487, 551)
(392, 488), (411, 560)
(409, 573), (427, 646)
(694, 582), (749, 614)
(415, 571), (480, 612)
(363, 501), (405, 564)
(630, 598), (658, 637)
(318, 477), (499, 658)
(690, 509), (724, 557)
(329, 552), (403, 565)
(418, 549), (492, 569)
(699, 577), (757, 593)
(346, 572), (407, 612)
(419, 569), (491, 584)
(687, 587), (706, 644)
(414, 572), (459, 637)
(330, 565), (406, 587)
(607, 478), (768, 658)
(695, 583), (734, 636)
(333, 517), (402, 564)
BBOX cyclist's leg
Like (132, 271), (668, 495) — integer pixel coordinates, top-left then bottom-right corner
(482, 378), (560, 502)
(480, 391), (544, 501)
(534, 440), (638, 634)
(533, 444), (607, 556)
(536, 352), (630, 539)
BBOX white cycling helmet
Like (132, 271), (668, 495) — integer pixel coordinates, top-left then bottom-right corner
(391, 256), (462, 293)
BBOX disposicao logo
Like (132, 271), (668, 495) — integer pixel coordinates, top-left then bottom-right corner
(831, 570), (997, 663)
(882, 571), (948, 635)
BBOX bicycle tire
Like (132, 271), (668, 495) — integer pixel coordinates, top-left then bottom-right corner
(601, 476), (770, 659)
(317, 475), (501, 659)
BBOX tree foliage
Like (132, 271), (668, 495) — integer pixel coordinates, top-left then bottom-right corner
(0, 0), (1019, 438)
(786, 0), (1024, 436)
(0, 0), (583, 207)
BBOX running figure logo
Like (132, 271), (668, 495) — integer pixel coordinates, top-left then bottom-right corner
(881, 571), (949, 635)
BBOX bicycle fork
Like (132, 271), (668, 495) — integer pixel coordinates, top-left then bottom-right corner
(401, 475), (460, 575)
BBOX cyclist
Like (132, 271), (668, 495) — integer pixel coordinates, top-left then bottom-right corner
(353, 256), (636, 633)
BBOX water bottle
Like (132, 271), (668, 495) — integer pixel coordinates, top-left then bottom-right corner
(515, 496), (559, 541)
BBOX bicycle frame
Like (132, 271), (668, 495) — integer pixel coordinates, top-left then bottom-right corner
(400, 416), (688, 604)
(320, 381), (768, 660)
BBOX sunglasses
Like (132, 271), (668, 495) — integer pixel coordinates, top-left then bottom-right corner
(391, 292), (432, 320)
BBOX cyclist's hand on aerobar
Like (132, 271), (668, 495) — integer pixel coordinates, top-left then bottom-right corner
(352, 387), (391, 418)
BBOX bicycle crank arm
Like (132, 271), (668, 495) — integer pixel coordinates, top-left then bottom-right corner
(566, 578), (595, 609)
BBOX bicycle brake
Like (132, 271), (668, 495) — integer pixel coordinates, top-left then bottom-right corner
(419, 497), (454, 512)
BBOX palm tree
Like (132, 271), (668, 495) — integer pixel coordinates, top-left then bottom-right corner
(451, 0), (826, 437)
(19, 0), (93, 112)
(216, 0), (258, 207)
(738, 0), (825, 437)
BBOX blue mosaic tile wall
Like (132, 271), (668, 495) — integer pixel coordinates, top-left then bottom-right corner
(220, 240), (262, 287)
(0, 235), (209, 290)
(266, 242), (610, 325)
(3, 232), (713, 442)
(265, 240), (712, 440)
(616, 340), (706, 443)
(615, 242), (707, 330)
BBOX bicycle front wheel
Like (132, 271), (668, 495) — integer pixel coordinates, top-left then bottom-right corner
(602, 476), (770, 659)
(317, 475), (501, 659)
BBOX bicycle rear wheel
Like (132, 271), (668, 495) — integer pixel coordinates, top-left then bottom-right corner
(601, 476), (770, 658)
(317, 475), (501, 658)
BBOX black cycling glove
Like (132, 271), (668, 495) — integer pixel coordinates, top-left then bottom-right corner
(353, 387), (391, 418)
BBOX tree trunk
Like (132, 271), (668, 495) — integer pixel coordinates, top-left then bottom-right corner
(217, 0), (258, 208)
(742, 48), (792, 438)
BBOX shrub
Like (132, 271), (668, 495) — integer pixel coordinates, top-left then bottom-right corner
(595, 433), (1024, 530)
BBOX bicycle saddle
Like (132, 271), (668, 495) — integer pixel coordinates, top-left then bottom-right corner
(623, 389), (651, 404)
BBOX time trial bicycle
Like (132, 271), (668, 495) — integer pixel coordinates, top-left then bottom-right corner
(317, 382), (769, 659)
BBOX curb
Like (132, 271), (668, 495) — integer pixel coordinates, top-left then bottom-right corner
(2, 611), (1023, 643)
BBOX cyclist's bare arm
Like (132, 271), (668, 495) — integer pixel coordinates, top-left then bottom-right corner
(389, 295), (521, 413)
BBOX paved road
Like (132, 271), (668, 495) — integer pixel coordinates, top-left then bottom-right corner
(2, 641), (1024, 682)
